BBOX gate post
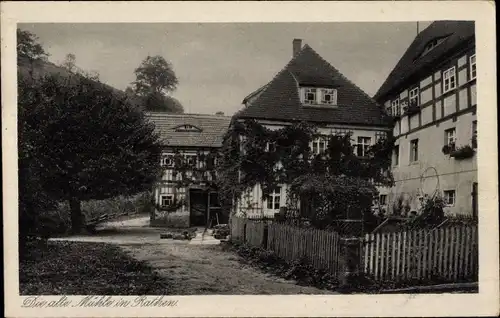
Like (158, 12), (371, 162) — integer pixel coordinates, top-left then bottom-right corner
(339, 236), (363, 287)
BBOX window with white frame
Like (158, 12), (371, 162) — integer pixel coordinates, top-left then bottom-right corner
(311, 136), (327, 154)
(445, 128), (456, 150)
(470, 54), (476, 80)
(443, 66), (457, 93)
(160, 194), (174, 207)
(304, 88), (317, 104)
(266, 187), (281, 210)
(391, 98), (400, 116)
(443, 190), (456, 206)
(320, 88), (337, 105)
(160, 155), (174, 167)
(409, 87), (419, 106)
(356, 137), (372, 157)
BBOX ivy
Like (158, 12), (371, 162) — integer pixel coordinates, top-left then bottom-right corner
(216, 119), (395, 227)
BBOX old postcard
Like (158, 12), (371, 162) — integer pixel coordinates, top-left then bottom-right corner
(2, 1), (498, 317)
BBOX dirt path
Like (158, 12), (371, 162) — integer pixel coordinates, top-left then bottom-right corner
(51, 216), (333, 295)
(121, 242), (334, 295)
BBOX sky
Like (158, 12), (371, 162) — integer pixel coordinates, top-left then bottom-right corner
(19, 22), (433, 116)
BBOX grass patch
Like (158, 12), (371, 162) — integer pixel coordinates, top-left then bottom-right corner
(20, 240), (171, 295)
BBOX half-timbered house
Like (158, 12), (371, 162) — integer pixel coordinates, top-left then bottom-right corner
(147, 112), (231, 227)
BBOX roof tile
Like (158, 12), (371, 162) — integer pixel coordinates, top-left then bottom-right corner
(236, 44), (390, 127)
(146, 113), (231, 148)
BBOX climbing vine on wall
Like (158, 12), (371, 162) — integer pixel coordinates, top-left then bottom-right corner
(160, 149), (219, 189)
(215, 119), (395, 225)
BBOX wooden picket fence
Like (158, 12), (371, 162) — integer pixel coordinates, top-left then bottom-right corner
(267, 223), (342, 276)
(230, 216), (478, 284)
(363, 225), (478, 282)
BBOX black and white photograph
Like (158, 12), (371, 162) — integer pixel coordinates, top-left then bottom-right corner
(2, 1), (499, 317)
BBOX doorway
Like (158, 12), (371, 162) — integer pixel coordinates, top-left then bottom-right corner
(189, 189), (208, 227)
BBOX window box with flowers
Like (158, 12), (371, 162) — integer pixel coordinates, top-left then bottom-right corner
(442, 142), (456, 155)
(403, 101), (421, 116)
(450, 145), (475, 160)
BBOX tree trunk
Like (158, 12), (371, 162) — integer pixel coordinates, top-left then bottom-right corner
(69, 197), (83, 234)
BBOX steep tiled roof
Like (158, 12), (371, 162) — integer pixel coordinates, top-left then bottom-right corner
(146, 112), (231, 148)
(236, 44), (390, 127)
(374, 21), (475, 101)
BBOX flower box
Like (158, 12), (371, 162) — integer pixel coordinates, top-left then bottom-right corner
(403, 102), (421, 116)
(442, 143), (455, 155)
(450, 145), (475, 159)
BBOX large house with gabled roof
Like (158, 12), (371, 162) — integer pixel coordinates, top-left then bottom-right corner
(373, 21), (477, 217)
(232, 39), (392, 218)
(147, 112), (231, 227)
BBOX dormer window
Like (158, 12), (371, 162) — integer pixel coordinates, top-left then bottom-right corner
(304, 88), (317, 104)
(417, 35), (449, 59)
(173, 124), (202, 132)
(320, 88), (337, 105)
(301, 87), (338, 106)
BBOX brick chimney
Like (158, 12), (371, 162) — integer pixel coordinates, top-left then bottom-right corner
(293, 38), (302, 57)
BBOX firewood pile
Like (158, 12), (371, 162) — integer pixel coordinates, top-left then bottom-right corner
(213, 224), (230, 239)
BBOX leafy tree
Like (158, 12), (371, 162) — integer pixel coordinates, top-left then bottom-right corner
(60, 53), (100, 81)
(61, 53), (77, 72)
(18, 71), (163, 233)
(132, 55), (178, 96)
(17, 28), (49, 61)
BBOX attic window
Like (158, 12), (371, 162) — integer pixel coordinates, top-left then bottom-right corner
(173, 124), (202, 132)
(417, 36), (449, 59)
(301, 87), (338, 106)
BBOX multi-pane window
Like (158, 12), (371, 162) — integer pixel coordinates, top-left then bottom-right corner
(472, 120), (477, 148)
(391, 98), (400, 116)
(356, 137), (372, 157)
(445, 128), (456, 150)
(409, 87), (419, 106)
(160, 155), (174, 167)
(320, 88), (337, 105)
(410, 139), (419, 162)
(161, 195), (174, 207)
(443, 66), (457, 93)
(393, 145), (400, 166)
(266, 187), (281, 210)
(470, 54), (476, 80)
(311, 136), (327, 154)
(443, 190), (456, 206)
(304, 88), (317, 104)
